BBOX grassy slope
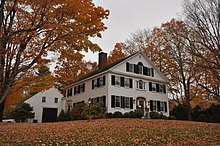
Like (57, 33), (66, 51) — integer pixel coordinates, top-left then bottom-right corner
(0, 119), (219, 145)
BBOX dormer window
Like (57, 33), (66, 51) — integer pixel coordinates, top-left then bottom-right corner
(138, 62), (143, 74)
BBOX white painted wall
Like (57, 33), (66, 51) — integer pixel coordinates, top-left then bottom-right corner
(25, 87), (64, 123)
(65, 52), (169, 116)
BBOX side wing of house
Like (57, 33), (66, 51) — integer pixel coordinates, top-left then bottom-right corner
(25, 88), (64, 123)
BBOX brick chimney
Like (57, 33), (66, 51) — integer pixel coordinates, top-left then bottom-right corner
(98, 52), (107, 70)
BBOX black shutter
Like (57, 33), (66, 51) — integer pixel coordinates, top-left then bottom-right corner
(150, 100), (153, 111)
(74, 87), (77, 95)
(121, 96), (125, 108)
(156, 83), (160, 92)
(126, 62), (129, 72)
(97, 77), (100, 87)
(103, 96), (106, 107)
(97, 97), (100, 103)
(111, 75), (115, 85)
(149, 82), (152, 91)
(157, 101), (161, 111)
(103, 76), (106, 86)
(143, 67), (148, 76)
(164, 102), (167, 112)
(151, 68), (154, 77)
(134, 64), (138, 74)
(120, 77), (124, 87)
(82, 83), (85, 92)
(111, 95), (115, 108)
(163, 85), (166, 94)
(92, 80), (94, 89)
(130, 97), (133, 109)
(78, 85), (80, 94)
(129, 78), (133, 88)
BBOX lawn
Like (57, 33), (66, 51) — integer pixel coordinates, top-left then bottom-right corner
(0, 119), (219, 145)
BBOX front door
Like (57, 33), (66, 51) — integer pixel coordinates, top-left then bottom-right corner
(136, 97), (146, 117)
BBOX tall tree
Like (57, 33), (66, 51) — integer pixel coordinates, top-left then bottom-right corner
(147, 19), (200, 120)
(183, 0), (220, 98)
(0, 0), (109, 121)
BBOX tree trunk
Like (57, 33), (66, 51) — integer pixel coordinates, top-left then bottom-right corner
(0, 99), (5, 122)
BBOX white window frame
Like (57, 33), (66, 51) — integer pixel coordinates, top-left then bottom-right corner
(54, 97), (58, 103)
(152, 83), (156, 92)
(160, 102), (165, 112)
(153, 101), (157, 111)
(94, 79), (98, 88)
(136, 80), (146, 90)
(138, 65), (143, 74)
(42, 96), (46, 103)
(124, 78), (130, 88)
(128, 64), (134, 72)
(115, 96), (121, 107)
(115, 76), (120, 86)
(100, 76), (104, 86)
(125, 97), (130, 108)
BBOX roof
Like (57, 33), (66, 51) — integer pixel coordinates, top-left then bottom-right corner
(73, 52), (138, 84)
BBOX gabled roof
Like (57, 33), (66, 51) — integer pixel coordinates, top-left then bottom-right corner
(72, 52), (138, 84)
(67, 51), (169, 87)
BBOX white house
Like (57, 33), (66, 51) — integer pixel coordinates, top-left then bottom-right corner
(65, 52), (169, 117)
(25, 87), (64, 123)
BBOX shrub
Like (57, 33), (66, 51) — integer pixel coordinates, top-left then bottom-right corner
(133, 109), (144, 118)
(150, 112), (167, 119)
(7, 103), (34, 122)
(113, 111), (123, 118)
(105, 113), (113, 118)
(123, 112), (130, 118)
(57, 110), (71, 121)
(70, 104), (86, 120)
(82, 103), (106, 120)
(128, 111), (136, 118)
(168, 116), (176, 120)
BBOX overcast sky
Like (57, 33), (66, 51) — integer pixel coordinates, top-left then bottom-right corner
(84, 0), (184, 61)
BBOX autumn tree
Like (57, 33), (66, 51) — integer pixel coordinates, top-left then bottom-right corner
(54, 51), (97, 93)
(0, 0), (109, 121)
(147, 19), (202, 120)
(107, 43), (127, 65)
(183, 0), (220, 99)
(4, 65), (54, 112)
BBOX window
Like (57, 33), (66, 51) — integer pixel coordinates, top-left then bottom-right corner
(94, 79), (98, 88)
(124, 78), (129, 88)
(136, 80), (145, 90)
(125, 97), (130, 108)
(152, 83), (156, 91)
(159, 85), (164, 93)
(128, 63), (133, 72)
(115, 76), (120, 86)
(42, 96), (46, 103)
(67, 88), (72, 97)
(138, 65), (143, 74)
(100, 77), (104, 86)
(160, 102), (165, 111)
(153, 101), (157, 111)
(115, 96), (121, 107)
(54, 98), (58, 103)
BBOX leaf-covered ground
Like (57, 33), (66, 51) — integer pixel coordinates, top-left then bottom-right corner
(0, 119), (220, 145)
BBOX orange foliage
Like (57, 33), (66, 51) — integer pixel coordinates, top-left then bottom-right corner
(107, 43), (127, 65)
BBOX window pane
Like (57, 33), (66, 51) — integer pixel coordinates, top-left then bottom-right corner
(42, 96), (46, 102)
(115, 76), (120, 86)
(116, 96), (120, 107)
